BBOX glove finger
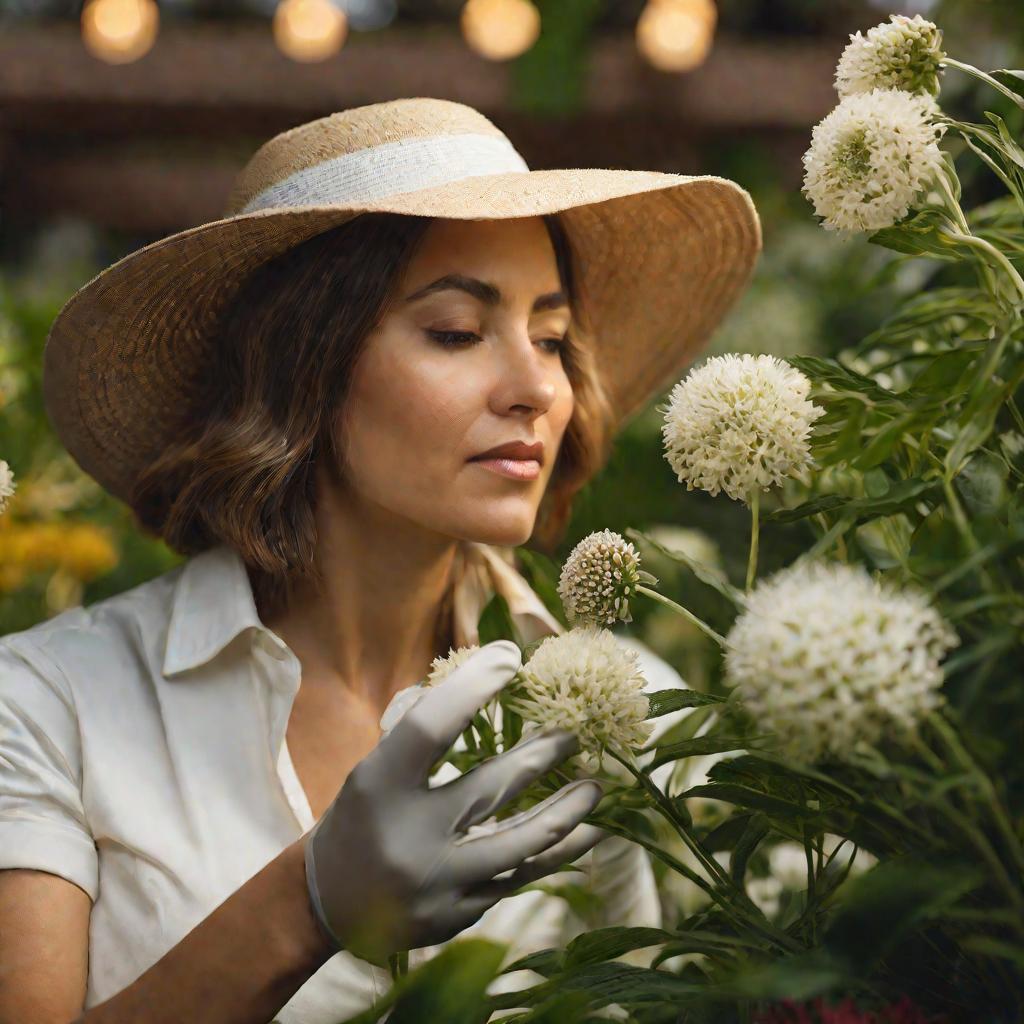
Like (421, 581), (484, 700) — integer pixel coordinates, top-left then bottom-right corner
(447, 779), (603, 885)
(440, 728), (581, 833)
(435, 892), (504, 940)
(486, 822), (609, 892)
(370, 640), (522, 786)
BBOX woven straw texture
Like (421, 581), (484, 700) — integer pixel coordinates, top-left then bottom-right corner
(42, 98), (761, 505)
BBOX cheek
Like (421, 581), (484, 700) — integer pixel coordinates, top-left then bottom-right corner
(346, 355), (476, 471)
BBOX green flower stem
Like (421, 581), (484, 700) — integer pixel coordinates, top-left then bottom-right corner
(635, 584), (725, 647)
(942, 57), (1024, 111)
(584, 816), (795, 953)
(937, 228), (1024, 305)
(605, 746), (734, 893)
(904, 736), (1024, 928)
(935, 170), (1003, 301)
(746, 490), (760, 592)
(602, 747), (803, 954)
(927, 712), (1024, 878)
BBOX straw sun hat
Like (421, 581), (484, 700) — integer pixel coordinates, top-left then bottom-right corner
(43, 96), (761, 505)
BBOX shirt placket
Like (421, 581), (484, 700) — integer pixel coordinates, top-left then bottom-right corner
(252, 630), (316, 834)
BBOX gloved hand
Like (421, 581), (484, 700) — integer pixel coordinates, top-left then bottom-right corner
(302, 639), (607, 966)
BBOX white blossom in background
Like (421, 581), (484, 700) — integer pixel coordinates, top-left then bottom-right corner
(661, 354), (824, 504)
(0, 460), (16, 516)
(802, 87), (945, 233)
(508, 625), (653, 769)
(723, 559), (959, 763)
(558, 528), (646, 627)
(835, 14), (945, 98)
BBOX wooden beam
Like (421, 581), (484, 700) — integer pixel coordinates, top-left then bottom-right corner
(0, 20), (838, 129)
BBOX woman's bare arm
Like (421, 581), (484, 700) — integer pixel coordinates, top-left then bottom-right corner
(79, 837), (334, 1024)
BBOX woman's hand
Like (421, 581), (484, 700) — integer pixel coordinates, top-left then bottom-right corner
(302, 639), (606, 966)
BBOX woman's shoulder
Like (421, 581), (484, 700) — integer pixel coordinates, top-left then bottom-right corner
(0, 560), (185, 699)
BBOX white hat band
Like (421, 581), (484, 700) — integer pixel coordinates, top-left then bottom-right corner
(240, 131), (532, 214)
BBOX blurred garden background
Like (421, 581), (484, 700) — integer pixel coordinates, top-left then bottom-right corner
(0, 0), (1016, 645)
(3, 4), (1024, 1018)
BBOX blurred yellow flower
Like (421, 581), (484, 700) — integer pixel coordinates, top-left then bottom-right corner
(0, 519), (118, 594)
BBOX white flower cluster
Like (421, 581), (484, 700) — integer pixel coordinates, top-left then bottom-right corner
(0, 459), (16, 516)
(661, 354), (824, 504)
(723, 559), (959, 763)
(424, 643), (479, 687)
(802, 87), (945, 233)
(835, 14), (945, 98)
(557, 528), (644, 627)
(507, 625), (653, 769)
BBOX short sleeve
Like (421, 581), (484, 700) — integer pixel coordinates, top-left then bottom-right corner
(0, 638), (99, 902)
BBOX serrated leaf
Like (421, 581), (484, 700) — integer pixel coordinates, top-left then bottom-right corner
(626, 526), (742, 605)
(646, 688), (726, 719)
(563, 926), (674, 969)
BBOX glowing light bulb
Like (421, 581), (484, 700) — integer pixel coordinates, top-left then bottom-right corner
(273, 0), (348, 63)
(80, 0), (159, 65)
(636, 0), (717, 73)
(461, 0), (540, 62)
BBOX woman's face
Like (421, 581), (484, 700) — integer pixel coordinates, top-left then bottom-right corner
(335, 215), (576, 547)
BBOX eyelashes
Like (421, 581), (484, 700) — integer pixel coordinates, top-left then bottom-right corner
(426, 329), (568, 354)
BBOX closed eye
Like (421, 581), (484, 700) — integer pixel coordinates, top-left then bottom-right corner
(426, 329), (567, 354)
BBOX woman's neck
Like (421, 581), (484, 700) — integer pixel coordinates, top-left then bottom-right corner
(253, 485), (461, 712)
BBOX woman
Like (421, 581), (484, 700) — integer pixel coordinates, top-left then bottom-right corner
(0, 97), (760, 1023)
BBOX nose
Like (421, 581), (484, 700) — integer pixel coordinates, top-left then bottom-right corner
(488, 331), (559, 418)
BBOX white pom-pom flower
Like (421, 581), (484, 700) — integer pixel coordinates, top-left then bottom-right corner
(378, 644), (480, 734)
(835, 14), (945, 98)
(723, 560), (959, 763)
(557, 529), (650, 627)
(425, 644), (480, 687)
(0, 460), (16, 516)
(508, 625), (653, 769)
(661, 354), (824, 504)
(802, 87), (945, 233)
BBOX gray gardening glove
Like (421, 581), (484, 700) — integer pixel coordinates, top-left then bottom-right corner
(302, 639), (607, 967)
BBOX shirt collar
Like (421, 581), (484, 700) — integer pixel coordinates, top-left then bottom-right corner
(162, 543), (268, 678)
(161, 539), (566, 679)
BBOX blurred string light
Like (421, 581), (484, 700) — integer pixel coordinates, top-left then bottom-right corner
(80, 0), (159, 64)
(636, 0), (716, 73)
(273, 0), (347, 61)
(461, 0), (540, 62)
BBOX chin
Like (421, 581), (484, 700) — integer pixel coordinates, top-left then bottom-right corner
(454, 513), (535, 549)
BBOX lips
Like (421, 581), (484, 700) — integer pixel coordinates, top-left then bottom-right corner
(469, 440), (545, 465)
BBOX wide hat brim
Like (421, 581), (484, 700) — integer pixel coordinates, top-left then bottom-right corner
(43, 166), (761, 506)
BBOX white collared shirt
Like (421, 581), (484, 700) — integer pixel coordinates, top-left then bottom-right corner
(0, 543), (691, 1021)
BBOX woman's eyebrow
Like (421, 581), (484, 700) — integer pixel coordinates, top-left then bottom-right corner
(403, 274), (568, 313)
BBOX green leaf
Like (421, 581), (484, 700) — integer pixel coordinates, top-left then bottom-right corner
(514, 547), (569, 627)
(680, 783), (818, 819)
(487, 961), (704, 1012)
(626, 526), (742, 605)
(339, 939), (508, 1024)
(646, 688), (726, 719)
(477, 591), (522, 647)
(729, 812), (771, 885)
(711, 948), (850, 999)
(787, 355), (899, 403)
(945, 379), (1011, 478)
(822, 856), (984, 971)
(563, 926), (674, 969)
(501, 948), (565, 977)
(644, 734), (750, 770)
(851, 412), (919, 470)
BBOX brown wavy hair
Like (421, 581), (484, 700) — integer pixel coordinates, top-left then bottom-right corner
(130, 211), (616, 629)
